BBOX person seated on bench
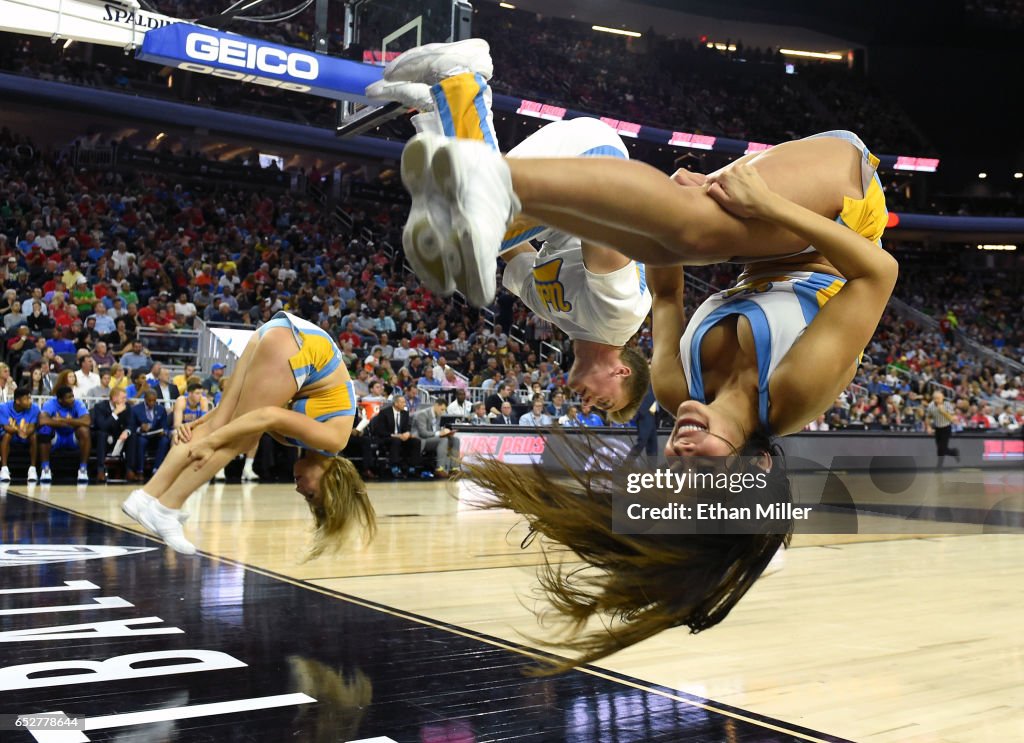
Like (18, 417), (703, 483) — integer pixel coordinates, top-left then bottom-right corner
(92, 387), (131, 483)
(0, 386), (41, 483)
(38, 384), (91, 483)
(127, 388), (169, 482)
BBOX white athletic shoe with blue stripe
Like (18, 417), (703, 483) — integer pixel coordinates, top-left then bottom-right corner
(402, 134), (520, 307)
(402, 134), (456, 297)
(384, 38), (492, 84)
(365, 79), (433, 110)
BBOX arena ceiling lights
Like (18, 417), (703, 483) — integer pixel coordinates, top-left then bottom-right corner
(779, 48), (845, 61)
(592, 25), (642, 38)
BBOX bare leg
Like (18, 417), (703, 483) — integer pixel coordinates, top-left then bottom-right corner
(143, 422), (215, 495)
(160, 433), (260, 508)
(580, 242), (631, 274)
(75, 426), (90, 466)
(507, 136), (863, 265)
(156, 326), (300, 507)
(144, 332), (261, 495)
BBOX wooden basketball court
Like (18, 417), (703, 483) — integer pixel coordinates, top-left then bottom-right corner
(2, 469), (1022, 742)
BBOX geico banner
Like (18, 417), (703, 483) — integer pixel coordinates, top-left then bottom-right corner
(137, 23), (381, 102)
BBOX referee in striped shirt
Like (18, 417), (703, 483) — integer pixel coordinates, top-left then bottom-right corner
(926, 390), (960, 466)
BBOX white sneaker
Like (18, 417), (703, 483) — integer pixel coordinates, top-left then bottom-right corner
(40, 467), (52, 483)
(384, 38), (492, 84)
(26, 466), (38, 483)
(365, 78), (433, 110)
(0, 466), (10, 483)
(241, 468), (260, 482)
(77, 467), (89, 484)
(214, 468), (226, 481)
(122, 489), (159, 534)
(402, 134), (457, 297)
(431, 137), (520, 307)
(141, 498), (196, 555)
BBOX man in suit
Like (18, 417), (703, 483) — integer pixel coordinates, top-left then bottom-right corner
(92, 387), (131, 483)
(368, 395), (420, 479)
(490, 400), (515, 425)
(411, 398), (460, 477)
(150, 366), (180, 410)
(484, 383), (513, 418)
(127, 388), (170, 481)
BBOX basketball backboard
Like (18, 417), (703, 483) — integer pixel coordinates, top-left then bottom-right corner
(336, 0), (473, 137)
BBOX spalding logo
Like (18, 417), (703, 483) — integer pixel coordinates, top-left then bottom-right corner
(0, 545), (156, 567)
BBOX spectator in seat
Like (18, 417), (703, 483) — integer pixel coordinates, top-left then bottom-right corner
(171, 382), (210, 440)
(125, 370), (150, 400)
(576, 401), (604, 427)
(0, 363), (16, 405)
(545, 391), (569, 419)
(172, 364), (197, 394)
(127, 388), (169, 481)
(91, 387), (130, 483)
(74, 354), (102, 399)
(151, 366), (179, 409)
(92, 340), (116, 369)
(0, 386), (41, 483)
(469, 402), (489, 425)
(26, 299), (53, 335)
(412, 397), (460, 477)
(519, 397), (553, 426)
(447, 388), (473, 419)
(202, 363), (227, 398)
(3, 299), (27, 332)
(7, 327), (35, 369)
(120, 340), (150, 374)
(38, 384), (91, 483)
(485, 383), (513, 417)
(491, 401), (515, 425)
(89, 303), (117, 335)
(367, 395), (419, 479)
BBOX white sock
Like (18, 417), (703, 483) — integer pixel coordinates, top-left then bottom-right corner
(411, 111), (443, 135)
(244, 457), (255, 471)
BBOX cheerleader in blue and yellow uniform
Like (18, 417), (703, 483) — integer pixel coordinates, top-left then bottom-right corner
(122, 311), (373, 557)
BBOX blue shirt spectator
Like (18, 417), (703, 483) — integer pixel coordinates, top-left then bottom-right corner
(576, 405), (604, 427)
(40, 396), (89, 429)
(1, 398), (41, 431)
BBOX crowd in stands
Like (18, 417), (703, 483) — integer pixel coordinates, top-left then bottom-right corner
(807, 308), (1023, 434)
(474, 4), (929, 155)
(0, 0), (931, 156)
(0, 121), (1020, 481)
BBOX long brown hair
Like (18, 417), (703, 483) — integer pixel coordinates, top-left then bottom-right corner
(464, 434), (791, 674)
(305, 456), (376, 560)
(288, 656), (372, 742)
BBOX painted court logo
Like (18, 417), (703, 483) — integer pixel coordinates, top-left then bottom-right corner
(533, 258), (572, 312)
(0, 545), (155, 567)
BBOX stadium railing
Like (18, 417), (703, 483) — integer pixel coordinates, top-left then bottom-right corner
(137, 327), (200, 367)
